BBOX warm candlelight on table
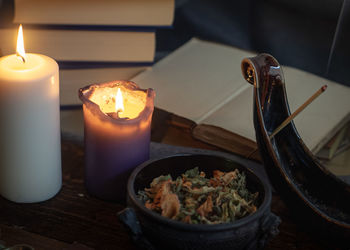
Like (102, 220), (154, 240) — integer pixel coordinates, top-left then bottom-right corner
(79, 81), (155, 201)
(0, 25), (61, 203)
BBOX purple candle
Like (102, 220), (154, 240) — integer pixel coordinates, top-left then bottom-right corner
(79, 81), (155, 201)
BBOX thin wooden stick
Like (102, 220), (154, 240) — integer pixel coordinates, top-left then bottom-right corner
(269, 84), (327, 139)
(246, 84), (327, 159)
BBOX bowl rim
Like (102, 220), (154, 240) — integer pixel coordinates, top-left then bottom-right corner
(127, 154), (272, 232)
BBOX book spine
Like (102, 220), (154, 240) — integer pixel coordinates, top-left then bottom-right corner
(58, 62), (154, 70)
(0, 23), (158, 32)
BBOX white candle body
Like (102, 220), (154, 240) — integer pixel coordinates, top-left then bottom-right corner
(0, 53), (61, 203)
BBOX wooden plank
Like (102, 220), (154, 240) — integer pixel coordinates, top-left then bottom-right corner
(265, 195), (344, 250)
(0, 224), (69, 250)
(0, 135), (343, 249)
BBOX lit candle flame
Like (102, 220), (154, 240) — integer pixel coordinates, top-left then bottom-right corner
(16, 24), (26, 63)
(115, 88), (124, 113)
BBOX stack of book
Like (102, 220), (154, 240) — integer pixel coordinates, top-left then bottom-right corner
(0, 0), (175, 105)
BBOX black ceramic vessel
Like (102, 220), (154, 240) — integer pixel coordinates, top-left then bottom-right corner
(119, 154), (280, 250)
(241, 54), (350, 244)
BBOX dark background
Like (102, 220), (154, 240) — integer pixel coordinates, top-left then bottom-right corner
(157, 0), (350, 87)
(1, 0), (350, 86)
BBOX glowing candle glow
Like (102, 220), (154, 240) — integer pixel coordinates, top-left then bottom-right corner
(16, 25), (26, 62)
(0, 25), (61, 203)
(115, 88), (124, 113)
(79, 81), (155, 201)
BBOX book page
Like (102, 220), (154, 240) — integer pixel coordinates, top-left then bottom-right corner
(200, 87), (255, 141)
(133, 38), (255, 123)
(283, 66), (350, 152)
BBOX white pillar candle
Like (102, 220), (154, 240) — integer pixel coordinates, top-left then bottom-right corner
(0, 26), (61, 203)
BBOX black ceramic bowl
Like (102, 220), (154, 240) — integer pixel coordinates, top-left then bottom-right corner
(120, 154), (280, 250)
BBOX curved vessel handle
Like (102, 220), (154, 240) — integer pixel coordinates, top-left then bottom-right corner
(241, 54), (291, 134)
(241, 53), (283, 87)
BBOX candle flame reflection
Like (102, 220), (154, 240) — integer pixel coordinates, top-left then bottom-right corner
(16, 24), (26, 63)
(115, 88), (124, 113)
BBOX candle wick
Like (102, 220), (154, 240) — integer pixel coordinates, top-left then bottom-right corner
(17, 53), (26, 63)
(116, 109), (129, 120)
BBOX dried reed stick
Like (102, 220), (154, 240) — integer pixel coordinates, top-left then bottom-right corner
(269, 85), (327, 139)
(247, 84), (327, 159)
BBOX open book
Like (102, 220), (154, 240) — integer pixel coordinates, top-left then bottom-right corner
(132, 38), (350, 159)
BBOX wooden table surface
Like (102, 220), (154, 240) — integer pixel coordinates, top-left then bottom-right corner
(0, 109), (347, 250)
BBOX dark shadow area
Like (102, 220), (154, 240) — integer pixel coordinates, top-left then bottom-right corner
(157, 0), (350, 86)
